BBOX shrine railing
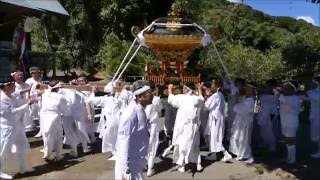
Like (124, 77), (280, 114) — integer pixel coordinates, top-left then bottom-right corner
(146, 75), (165, 84)
(146, 74), (200, 84)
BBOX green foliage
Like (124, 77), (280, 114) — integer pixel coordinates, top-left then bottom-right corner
(195, 1), (320, 82)
(55, 38), (73, 76)
(97, 33), (155, 78)
(31, 18), (48, 52)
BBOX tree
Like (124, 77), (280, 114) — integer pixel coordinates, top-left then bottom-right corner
(97, 33), (155, 79)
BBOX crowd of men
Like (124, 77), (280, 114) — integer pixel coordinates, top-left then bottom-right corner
(0, 66), (319, 180)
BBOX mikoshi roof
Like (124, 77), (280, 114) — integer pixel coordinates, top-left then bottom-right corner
(0, 0), (69, 17)
(137, 17), (211, 50)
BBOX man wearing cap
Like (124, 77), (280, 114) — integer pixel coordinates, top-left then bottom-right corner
(0, 77), (33, 179)
(40, 80), (70, 161)
(25, 67), (42, 137)
(87, 82), (122, 160)
(167, 82), (204, 172)
(115, 80), (153, 180)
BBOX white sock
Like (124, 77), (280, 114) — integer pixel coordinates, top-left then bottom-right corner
(176, 154), (185, 166)
(148, 157), (154, 170)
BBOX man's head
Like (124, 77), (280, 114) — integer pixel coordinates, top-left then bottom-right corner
(282, 81), (296, 95)
(29, 67), (41, 80)
(0, 77), (15, 95)
(211, 79), (223, 93)
(48, 80), (62, 93)
(234, 78), (246, 88)
(183, 82), (195, 94)
(11, 71), (24, 83)
(244, 84), (256, 97)
(132, 80), (153, 107)
(77, 74), (87, 85)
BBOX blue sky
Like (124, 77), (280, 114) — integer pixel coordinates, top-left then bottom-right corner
(244, 0), (320, 26)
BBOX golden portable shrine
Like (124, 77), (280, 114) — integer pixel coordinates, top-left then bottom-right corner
(137, 17), (211, 85)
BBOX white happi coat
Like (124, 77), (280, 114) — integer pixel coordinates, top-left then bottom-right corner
(306, 89), (320, 142)
(25, 77), (41, 120)
(279, 94), (300, 137)
(118, 89), (133, 111)
(77, 90), (95, 135)
(115, 101), (150, 180)
(88, 93), (121, 154)
(0, 91), (30, 157)
(257, 94), (278, 147)
(40, 90), (70, 153)
(204, 90), (226, 152)
(59, 89), (83, 146)
(229, 97), (255, 159)
(162, 97), (177, 134)
(14, 82), (32, 127)
(145, 96), (162, 160)
(224, 82), (239, 138)
(168, 93), (204, 164)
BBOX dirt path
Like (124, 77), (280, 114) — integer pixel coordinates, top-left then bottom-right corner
(2, 120), (319, 180)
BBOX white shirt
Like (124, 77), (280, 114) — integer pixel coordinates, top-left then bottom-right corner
(116, 101), (149, 169)
(0, 91), (29, 127)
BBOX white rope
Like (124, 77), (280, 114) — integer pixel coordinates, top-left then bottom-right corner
(115, 44), (142, 82)
(112, 22), (155, 82)
(206, 4), (239, 83)
(142, 22), (155, 33)
(210, 40), (232, 82)
(111, 38), (138, 82)
(193, 23), (206, 33)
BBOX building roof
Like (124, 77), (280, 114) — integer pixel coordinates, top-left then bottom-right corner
(0, 0), (69, 17)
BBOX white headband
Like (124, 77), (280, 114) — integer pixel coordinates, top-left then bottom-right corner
(48, 82), (62, 91)
(0, 82), (14, 86)
(133, 85), (150, 96)
(11, 71), (23, 77)
(285, 81), (297, 92)
(183, 85), (192, 91)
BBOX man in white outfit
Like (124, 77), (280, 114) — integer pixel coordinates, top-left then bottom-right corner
(224, 78), (246, 140)
(11, 71), (32, 130)
(257, 81), (278, 152)
(0, 78), (33, 179)
(40, 81), (70, 161)
(204, 79), (232, 162)
(76, 75), (96, 143)
(279, 81), (300, 164)
(303, 79), (320, 158)
(25, 67), (42, 137)
(167, 83), (204, 172)
(88, 82), (121, 160)
(59, 88), (90, 157)
(145, 81), (163, 177)
(115, 80), (153, 180)
(229, 85), (255, 164)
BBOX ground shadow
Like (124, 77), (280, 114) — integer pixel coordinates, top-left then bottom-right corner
(153, 157), (174, 176)
(14, 159), (84, 179)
